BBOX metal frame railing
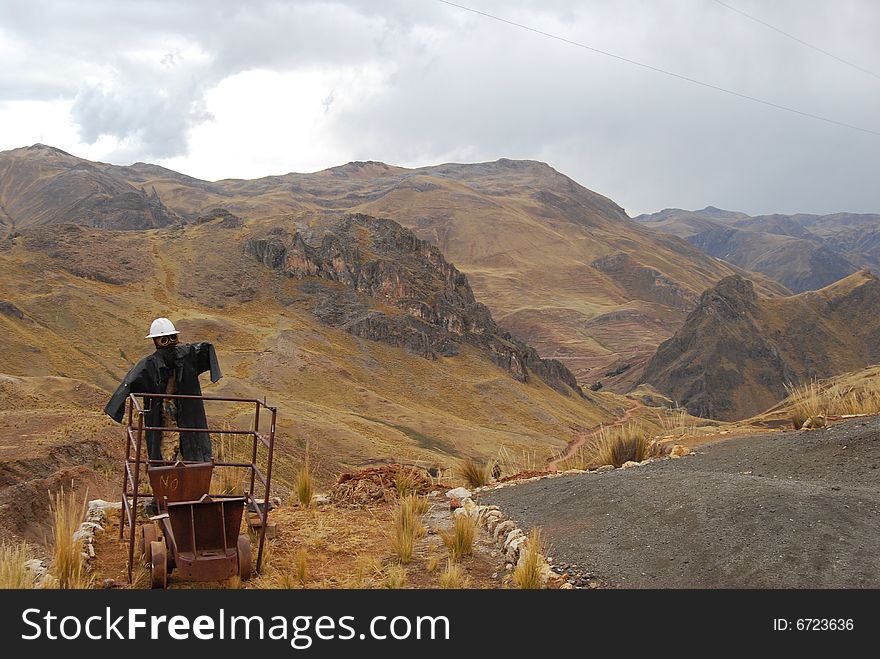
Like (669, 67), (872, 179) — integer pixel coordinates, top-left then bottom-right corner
(119, 393), (277, 583)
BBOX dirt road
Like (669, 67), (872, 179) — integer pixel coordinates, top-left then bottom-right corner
(481, 416), (880, 588)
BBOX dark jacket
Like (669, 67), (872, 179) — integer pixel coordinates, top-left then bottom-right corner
(104, 342), (222, 461)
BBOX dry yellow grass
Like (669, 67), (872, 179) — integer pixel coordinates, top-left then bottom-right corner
(393, 467), (423, 498)
(294, 547), (308, 587)
(215, 432), (244, 495)
(592, 422), (651, 468)
(438, 559), (469, 589)
(512, 528), (544, 589)
(0, 542), (34, 589)
(495, 445), (539, 478)
(383, 564), (407, 588)
(49, 487), (91, 589)
(293, 461), (314, 508)
(458, 458), (491, 488)
(439, 514), (476, 561)
(390, 496), (426, 564)
(425, 553), (441, 574)
(656, 407), (697, 437)
(785, 380), (823, 429)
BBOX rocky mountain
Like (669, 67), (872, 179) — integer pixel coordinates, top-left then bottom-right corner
(43, 148), (785, 389)
(635, 207), (874, 293)
(0, 144), (179, 231)
(245, 213), (580, 395)
(641, 270), (880, 420)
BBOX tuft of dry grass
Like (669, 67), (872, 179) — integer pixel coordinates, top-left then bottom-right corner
(49, 487), (91, 589)
(656, 406), (697, 437)
(512, 528), (544, 589)
(394, 467), (422, 498)
(347, 555), (384, 588)
(293, 460), (314, 508)
(785, 380), (822, 429)
(496, 445), (538, 477)
(425, 553), (441, 574)
(458, 458), (492, 488)
(383, 564), (407, 589)
(402, 494), (429, 516)
(591, 422), (651, 468)
(439, 514), (476, 561)
(294, 547), (308, 587)
(0, 542), (34, 589)
(390, 496), (426, 564)
(438, 559), (469, 589)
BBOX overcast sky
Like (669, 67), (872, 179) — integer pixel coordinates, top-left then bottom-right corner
(1, 0), (878, 216)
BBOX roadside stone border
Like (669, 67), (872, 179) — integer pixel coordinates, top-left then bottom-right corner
(19, 499), (121, 588)
(442, 487), (562, 588)
(441, 445), (695, 589)
(79, 499), (120, 569)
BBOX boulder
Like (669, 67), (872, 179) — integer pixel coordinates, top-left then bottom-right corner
(445, 487), (472, 500)
(493, 520), (516, 543)
(593, 464), (614, 473)
(669, 444), (691, 458)
(505, 536), (527, 562)
(620, 461), (641, 469)
(504, 528), (525, 548)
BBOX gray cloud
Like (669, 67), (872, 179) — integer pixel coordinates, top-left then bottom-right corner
(1, 0), (878, 214)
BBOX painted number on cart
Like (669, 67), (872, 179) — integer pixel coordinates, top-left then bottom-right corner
(160, 475), (179, 491)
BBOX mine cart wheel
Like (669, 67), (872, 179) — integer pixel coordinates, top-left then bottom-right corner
(237, 534), (252, 581)
(141, 523), (158, 566)
(150, 540), (167, 589)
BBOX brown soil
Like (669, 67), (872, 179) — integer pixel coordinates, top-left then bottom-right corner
(92, 497), (505, 589)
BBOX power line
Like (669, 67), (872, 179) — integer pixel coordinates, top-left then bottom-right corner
(712, 0), (880, 81)
(433, 0), (880, 137)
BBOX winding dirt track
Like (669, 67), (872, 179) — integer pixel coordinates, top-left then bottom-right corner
(484, 416), (880, 588)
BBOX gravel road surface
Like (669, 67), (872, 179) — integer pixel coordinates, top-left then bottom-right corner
(479, 417), (880, 587)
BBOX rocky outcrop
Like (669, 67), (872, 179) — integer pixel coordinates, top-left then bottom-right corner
(0, 301), (23, 319)
(591, 252), (696, 310)
(247, 214), (582, 396)
(195, 207), (243, 228)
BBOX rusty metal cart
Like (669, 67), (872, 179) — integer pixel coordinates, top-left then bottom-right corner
(120, 393), (277, 587)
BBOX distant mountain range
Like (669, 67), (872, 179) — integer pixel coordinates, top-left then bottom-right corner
(635, 206), (880, 294)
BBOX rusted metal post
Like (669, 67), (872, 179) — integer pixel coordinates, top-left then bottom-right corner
(127, 405), (145, 584)
(119, 397), (134, 541)
(256, 406), (277, 573)
(249, 402), (260, 500)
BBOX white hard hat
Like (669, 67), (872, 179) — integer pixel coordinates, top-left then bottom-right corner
(146, 317), (178, 339)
